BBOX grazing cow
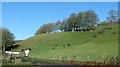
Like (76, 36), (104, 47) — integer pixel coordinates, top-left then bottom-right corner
(21, 48), (32, 56)
(68, 44), (71, 46)
(63, 45), (65, 47)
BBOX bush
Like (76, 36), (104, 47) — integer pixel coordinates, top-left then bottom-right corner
(2, 59), (14, 64)
(98, 30), (105, 34)
(21, 56), (31, 62)
(103, 27), (112, 29)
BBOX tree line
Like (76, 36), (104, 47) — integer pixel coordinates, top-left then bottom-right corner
(36, 10), (99, 35)
(36, 10), (118, 35)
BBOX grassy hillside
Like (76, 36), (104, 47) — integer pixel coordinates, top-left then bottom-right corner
(15, 23), (118, 62)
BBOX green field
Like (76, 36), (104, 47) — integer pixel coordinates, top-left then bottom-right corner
(15, 23), (118, 62)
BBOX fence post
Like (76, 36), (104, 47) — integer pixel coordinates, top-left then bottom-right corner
(102, 55), (105, 62)
(53, 56), (55, 60)
(88, 55), (90, 61)
(67, 56), (69, 61)
(60, 56), (62, 61)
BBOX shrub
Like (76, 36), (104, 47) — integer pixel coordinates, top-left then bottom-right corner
(103, 27), (112, 29)
(21, 56), (31, 62)
(98, 30), (104, 34)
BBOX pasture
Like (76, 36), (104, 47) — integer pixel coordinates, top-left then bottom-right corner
(13, 23), (118, 63)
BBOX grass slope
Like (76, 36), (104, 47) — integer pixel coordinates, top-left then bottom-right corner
(16, 23), (118, 62)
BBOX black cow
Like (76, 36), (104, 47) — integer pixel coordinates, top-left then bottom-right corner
(63, 45), (65, 47)
(68, 44), (71, 46)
